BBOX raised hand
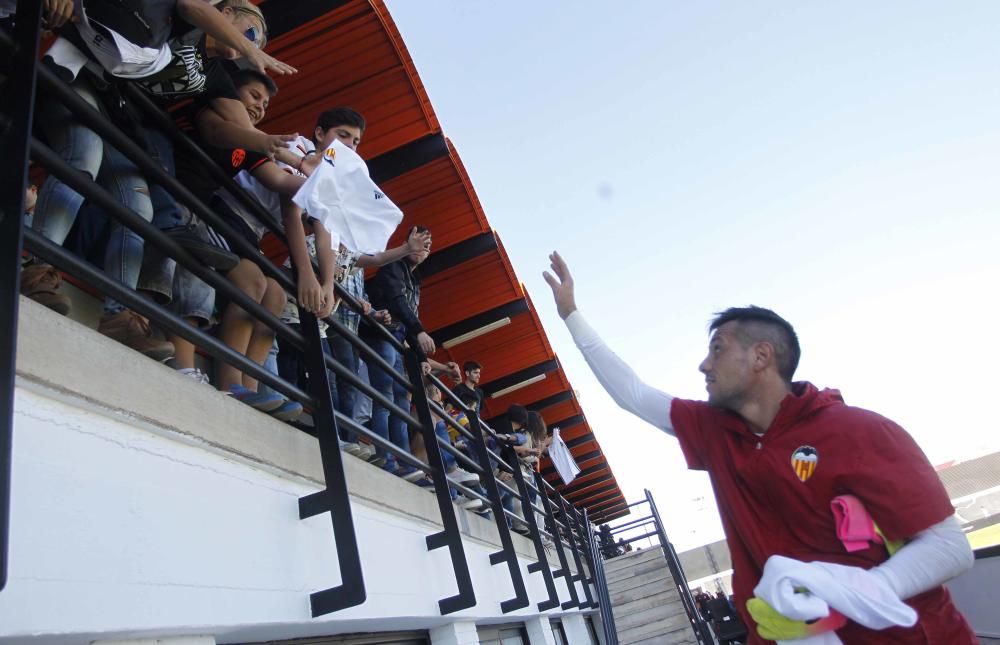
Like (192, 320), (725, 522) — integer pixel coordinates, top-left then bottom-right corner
(542, 251), (578, 320)
(245, 48), (298, 76)
(406, 227), (432, 253)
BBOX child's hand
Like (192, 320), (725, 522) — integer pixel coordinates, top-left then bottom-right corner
(297, 273), (323, 314)
(407, 227), (432, 253)
(261, 133), (298, 160)
(245, 48), (298, 76)
(317, 282), (336, 318)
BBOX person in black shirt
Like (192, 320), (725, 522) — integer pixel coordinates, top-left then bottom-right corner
(452, 360), (485, 415)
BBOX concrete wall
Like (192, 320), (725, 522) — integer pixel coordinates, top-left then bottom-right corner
(0, 299), (596, 645)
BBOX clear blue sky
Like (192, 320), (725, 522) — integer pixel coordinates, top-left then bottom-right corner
(386, 1), (1000, 550)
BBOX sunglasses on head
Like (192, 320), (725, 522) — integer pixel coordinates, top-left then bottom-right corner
(243, 25), (261, 48)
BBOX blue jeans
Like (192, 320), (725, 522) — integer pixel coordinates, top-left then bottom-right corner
(327, 331), (360, 442)
(136, 127), (215, 323)
(353, 360), (372, 425)
(434, 420), (457, 472)
(365, 334), (410, 465)
(33, 78), (152, 314)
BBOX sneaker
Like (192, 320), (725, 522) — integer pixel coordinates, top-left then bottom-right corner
(271, 399), (303, 422)
(511, 523), (531, 536)
(21, 263), (71, 315)
(98, 310), (175, 361)
(164, 226), (239, 272)
(457, 496), (484, 510)
(396, 465), (425, 482)
(340, 441), (364, 457)
(369, 454), (387, 467)
(380, 460), (399, 475)
(414, 476), (435, 491)
(446, 466), (480, 484)
(178, 367), (210, 385)
(358, 443), (376, 460)
(227, 384), (285, 412)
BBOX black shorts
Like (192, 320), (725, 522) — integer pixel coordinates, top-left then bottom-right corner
(211, 195), (264, 260)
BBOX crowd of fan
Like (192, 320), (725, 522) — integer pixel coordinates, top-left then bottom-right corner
(9, 0), (558, 528)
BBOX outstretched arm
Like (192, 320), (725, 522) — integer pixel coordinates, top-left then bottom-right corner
(543, 251), (675, 436)
(355, 227), (432, 268)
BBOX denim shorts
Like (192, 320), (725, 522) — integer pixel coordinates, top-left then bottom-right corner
(137, 212), (223, 327)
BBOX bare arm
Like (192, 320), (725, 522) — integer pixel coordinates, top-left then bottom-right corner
(355, 227), (431, 268)
(196, 105), (297, 157)
(310, 214), (336, 318)
(175, 0), (297, 75)
(249, 161), (306, 196)
(279, 198), (322, 315)
(544, 252), (675, 435)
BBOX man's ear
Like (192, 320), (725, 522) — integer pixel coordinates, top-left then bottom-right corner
(753, 341), (774, 374)
(314, 126), (324, 145)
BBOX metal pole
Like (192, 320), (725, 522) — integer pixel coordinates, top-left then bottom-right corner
(0, 1), (43, 592)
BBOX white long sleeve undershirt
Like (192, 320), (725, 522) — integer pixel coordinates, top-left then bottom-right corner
(872, 515), (974, 600)
(564, 310), (675, 436)
(562, 310), (974, 598)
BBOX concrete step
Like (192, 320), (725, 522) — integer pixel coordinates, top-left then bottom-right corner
(607, 567), (673, 595)
(603, 548), (662, 573)
(613, 595), (687, 632)
(618, 612), (696, 645)
(612, 592), (684, 619)
(610, 579), (683, 606)
(605, 556), (670, 584)
(628, 632), (699, 645)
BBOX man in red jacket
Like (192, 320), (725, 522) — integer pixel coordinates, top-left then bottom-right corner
(543, 252), (976, 644)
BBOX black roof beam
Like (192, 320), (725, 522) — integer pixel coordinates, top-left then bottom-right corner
(549, 414), (585, 433)
(420, 232), (497, 279)
(527, 390), (574, 414)
(565, 432), (595, 449)
(262, 0), (352, 41)
(480, 359), (560, 398)
(564, 482), (620, 502)
(368, 133), (449, 184)
(430, 298), (529, 342)
(557, 473), (613, 497)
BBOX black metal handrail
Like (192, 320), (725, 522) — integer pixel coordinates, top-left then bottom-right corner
(0, 0), (43, 594)
(1, 11), (616, 623)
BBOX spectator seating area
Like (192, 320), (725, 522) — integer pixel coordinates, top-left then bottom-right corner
(0, 0), (622, 622)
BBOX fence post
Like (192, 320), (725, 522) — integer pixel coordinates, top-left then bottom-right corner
(0, 1), (43, 592)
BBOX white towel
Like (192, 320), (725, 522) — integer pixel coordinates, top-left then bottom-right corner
(292, 139), (403, 254)
(548, 428), (581, 484)
(754, 555), (917, 644)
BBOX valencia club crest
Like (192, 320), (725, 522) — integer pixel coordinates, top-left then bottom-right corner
(791, 445), (819, 482)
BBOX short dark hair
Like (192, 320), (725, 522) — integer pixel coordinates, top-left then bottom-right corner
(314, 107), (366, 134)
(709, 306), (800, 382)
(463, 360), (481, 372)
(230, 69), (278, 97)
(507, 404), (528, 428)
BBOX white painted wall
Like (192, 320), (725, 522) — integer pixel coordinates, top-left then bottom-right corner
(1, 386), (591, 645)
(0, 300), (597, 645)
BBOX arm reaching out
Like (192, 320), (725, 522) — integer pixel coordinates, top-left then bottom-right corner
(543, 251), (675, 436)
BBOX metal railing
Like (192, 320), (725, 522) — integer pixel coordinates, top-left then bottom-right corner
(0, 4), (611, 620)
(602, 490), (716, 644)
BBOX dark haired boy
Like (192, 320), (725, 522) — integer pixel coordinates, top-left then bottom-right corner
(453, 360), (485, 415)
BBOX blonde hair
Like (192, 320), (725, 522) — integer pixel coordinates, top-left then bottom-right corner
(217, 0), (268, 49)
